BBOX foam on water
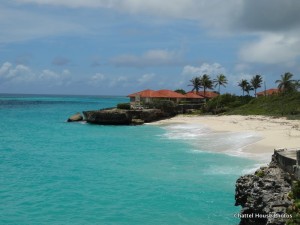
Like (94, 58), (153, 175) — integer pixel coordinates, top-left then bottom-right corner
(159, 123), (264, 159)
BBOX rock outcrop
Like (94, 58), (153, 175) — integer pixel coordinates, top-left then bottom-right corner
(82, 108), (173, 125)
(67, 112), (83, 122)
(83, 109), (132, 125)
(235, 155), (293, 225)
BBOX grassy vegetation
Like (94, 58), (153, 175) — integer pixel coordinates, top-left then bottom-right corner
(228, 92), (300, 119)
(203, 92), (300, 119)
(287, 181), (300, 225)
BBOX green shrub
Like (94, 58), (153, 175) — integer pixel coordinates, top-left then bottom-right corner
(287, 181), (300, 225)
(203, 94), (254, 114)
(229, 92), (300, 117)
(174, 89), (186, 95)
(117, 103), (131, 110)
(255, 170), (265, 178)
(145, 100), (177, 113)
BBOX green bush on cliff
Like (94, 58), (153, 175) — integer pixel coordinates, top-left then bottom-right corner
(292, 181), (300, 199)
(255, 169), (265, 178)
(117, 103), (131, 110)
(287, 181), (300, 225)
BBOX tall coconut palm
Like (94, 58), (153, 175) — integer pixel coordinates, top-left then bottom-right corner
(188, 77), (202, 93)
(275, 72), (295, 92)
(238, 79), (249, 96)
(213, 74), (228, 94)
(294, 80), (300, 91)
(199, 74), (213, 98)
(245, 84), (253, 96)
(250, 74), (263, 97)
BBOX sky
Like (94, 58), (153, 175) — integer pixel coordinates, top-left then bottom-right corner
(1, 0), (300, 96)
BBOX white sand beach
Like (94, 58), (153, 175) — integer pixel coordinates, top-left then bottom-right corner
(152, 115), (300, 161)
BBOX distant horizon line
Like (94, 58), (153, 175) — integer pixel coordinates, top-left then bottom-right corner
(0, 92), (127, 98)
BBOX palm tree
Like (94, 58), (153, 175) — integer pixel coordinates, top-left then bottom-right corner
(213, 74), (228, 94)
(199, 74), (213, 98)
(238, 79), (249, 96)
(294, 80), (300, 91)
(245, 84), (253, 96)
(275, 72), (295, 92)
(250, 74), (263, 97)
(188, 77), (202, 93)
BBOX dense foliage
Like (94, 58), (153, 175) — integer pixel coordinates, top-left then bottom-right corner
(174, 89), (186, 95)
(202, 94), (253, 114)
(287, 181), (300, 225)
(145, 100), (177, 112)
(117, 103), (131, 110)
(228, 92), (300, 119)
(200, 91), (300, 119)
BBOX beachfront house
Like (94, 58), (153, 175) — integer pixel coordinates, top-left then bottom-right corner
(186, 90), (219, 99)
(256, 88), (279, 97)
(184, 92), (205, 103)
(127, 89), (204, 105)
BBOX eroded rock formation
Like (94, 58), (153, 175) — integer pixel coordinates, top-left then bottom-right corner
(67, 112), (83, 122)
(82, 108), (174, 125)
(235, 156), (293, 225)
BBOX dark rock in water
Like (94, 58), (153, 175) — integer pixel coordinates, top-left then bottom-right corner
(131, 119), (144, 125)
(83, 108), (173, 125)
(67, 112), (83, 122)
(235, 158), (293, 225)
(83, 109), (131, 125)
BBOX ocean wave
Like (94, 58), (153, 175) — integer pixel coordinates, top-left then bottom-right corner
(159, 123), (263, 160)
(202, 164), (263, 175)
(159, 124), (212, 140)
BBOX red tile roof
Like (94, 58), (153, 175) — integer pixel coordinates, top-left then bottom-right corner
(128, 89), (186, 98)
(128, 89), (214, 99)
(127, 89), (162, 98)
(189, 91), (219, 98)
(156, 89), (186, 98)
(185, 92), (204, 99)
(256, 88), (279, 96)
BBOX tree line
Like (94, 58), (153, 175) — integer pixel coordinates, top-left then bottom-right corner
(186, 72), (299, 97)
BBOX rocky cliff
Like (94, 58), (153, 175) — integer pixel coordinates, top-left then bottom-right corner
(82, 108), (174, 125)
(235, 155), (294, 225)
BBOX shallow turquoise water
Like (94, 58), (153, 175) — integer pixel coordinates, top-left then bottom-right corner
(0, 94), (256, 225)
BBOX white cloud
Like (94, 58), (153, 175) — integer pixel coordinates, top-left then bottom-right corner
(0, 62), (34, 82)
(228, 73), (253, 86)
(14, 0), (237, 25)
(0, 62), (72, 86)
(9, 0), (300, 66)
(182, 63), (226, 77)
(0, 62), (13, 76)
(239, 32), (300, 64)
(109, 76), (129, 87)
(39, 69), (72, 86)
(40, 69), (60, 80)
(234, 63), (251, 72)
(111, 49), (182, 67)
(87, 73), (106, 86)
(86, 72), (131, 88)
(137, 73), (155, 85)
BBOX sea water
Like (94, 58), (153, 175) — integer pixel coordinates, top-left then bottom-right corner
(0, 94), (261, 225)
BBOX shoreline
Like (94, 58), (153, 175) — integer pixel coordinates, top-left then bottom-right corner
(151, 115), (300, 162)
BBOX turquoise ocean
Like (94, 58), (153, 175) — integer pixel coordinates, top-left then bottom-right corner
(0, 94), (262, 225)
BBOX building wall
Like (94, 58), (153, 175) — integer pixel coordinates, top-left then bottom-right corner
(274, 148), (300, 180)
